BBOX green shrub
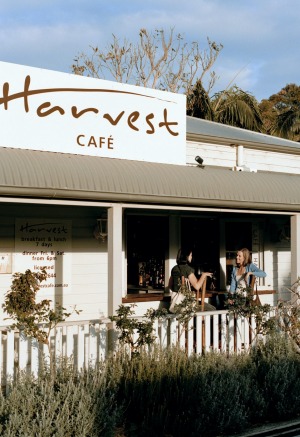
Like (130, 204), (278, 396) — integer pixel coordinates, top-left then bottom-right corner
(0, 360), (121, 437)
(3, 269), (81, 370)
(0, 338), (299, 436)
(251, 334), (300, 422)
(114, 348), (260, 436)
(114, 340), (300, 436)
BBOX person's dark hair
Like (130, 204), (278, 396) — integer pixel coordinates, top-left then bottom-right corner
(238, 248), (252, 266)
(176, 247), (192, 264)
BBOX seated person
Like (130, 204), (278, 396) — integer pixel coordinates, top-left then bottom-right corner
(230, 247), (267, 292)
(169, 247), (216, 311)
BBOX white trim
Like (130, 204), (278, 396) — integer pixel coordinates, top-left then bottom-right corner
(0, 197), (115, 207)
(291, 215), (300, 299)
(0, 196), (297, 216)
(122, 203), (296, 216)
(108, 205), (124, 315)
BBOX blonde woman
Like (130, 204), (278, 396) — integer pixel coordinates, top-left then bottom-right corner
(230, 248), (266, 293)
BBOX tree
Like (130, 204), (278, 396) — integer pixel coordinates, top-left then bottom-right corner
(258, 98), (276, 135)
(72, 28), (223, 95)
(72, 27), (264, 132)
(186, 79), (214, 119)
(187, 83), (263, 131)
(3, 268), (80, 367)
(259, 84), (300, 141)
(212, 86), (263, 131)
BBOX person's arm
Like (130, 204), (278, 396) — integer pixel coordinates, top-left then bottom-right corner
(188, 272), (212, 291)
(245, 263), (266, 283)
(229, 267), (237, 292)
(168, 275), (174, 291)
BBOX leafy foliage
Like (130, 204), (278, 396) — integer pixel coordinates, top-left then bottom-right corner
(271, 277), (300, 350)
(212, 86), (263, 131)
(259, 83), (300, 140)
(169, 280), (199, 329)
(0, 339), (300, 435)
(226, 278), (300, 349)
(225, 285), (272, 337)
(109, 304), (168, 355)
(188, 84), (264, 131)
(0, 360), (121, 437)
(186, 78), (214, 118)
(3, 269), (80, 352)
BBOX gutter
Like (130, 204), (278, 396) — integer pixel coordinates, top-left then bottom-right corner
(0, 186), (299, 212)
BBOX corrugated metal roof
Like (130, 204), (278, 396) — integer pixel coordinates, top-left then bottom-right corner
(0, 147), (299, 212)
(186, 116), (300, 152)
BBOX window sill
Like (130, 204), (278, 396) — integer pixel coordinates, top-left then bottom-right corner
(122, 292), (171, 304)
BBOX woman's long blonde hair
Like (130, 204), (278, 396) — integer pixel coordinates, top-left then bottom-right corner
(238, 248), (252, 266)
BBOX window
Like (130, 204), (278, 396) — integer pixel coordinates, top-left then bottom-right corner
(126, 215), (168, 293)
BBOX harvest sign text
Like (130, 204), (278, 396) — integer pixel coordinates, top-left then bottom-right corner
(0, 62), (186, 164)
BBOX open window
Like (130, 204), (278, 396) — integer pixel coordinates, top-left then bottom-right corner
(126, 214), (168, 294)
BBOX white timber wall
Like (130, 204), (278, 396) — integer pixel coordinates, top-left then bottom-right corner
(68, 216), (108, 321)
(0, 216), (14, 324)
(187, 140), (300, 174)
(0, 204), (108, 324)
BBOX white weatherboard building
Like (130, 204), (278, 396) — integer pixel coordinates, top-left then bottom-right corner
(0, 61), (300, 352)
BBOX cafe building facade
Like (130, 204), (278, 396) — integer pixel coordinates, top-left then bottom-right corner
(0, 61), (300, 325)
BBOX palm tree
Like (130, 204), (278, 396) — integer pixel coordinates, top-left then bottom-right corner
(186, 79), (214, 120)
(187, 82), (263, 132)
(211, 86), (263, 131)
(262, 84), (300, 141)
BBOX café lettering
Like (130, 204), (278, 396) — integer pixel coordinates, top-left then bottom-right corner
(0, 75), (179, 136)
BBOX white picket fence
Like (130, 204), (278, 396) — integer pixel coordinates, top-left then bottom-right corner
(0, 309), (263, 389)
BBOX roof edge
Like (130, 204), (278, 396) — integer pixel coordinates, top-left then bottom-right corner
(0, 186), (299, 212)
(186, 132), (300, 155)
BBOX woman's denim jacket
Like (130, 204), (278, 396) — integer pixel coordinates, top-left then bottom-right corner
(230, 263), (267, 292)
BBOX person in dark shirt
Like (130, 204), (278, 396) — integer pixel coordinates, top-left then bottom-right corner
(169, 247), (213, 294)
(169, 247), (215, 311)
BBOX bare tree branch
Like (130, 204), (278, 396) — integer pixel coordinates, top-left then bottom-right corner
(72, 28), (223, 95)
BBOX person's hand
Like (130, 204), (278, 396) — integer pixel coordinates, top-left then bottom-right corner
(203, 272), (213, 278)
(245, 272), (253, 282)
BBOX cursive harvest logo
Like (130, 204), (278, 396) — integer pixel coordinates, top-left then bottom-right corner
(0, 75), (179, 136)
(0, 62), (186, 164)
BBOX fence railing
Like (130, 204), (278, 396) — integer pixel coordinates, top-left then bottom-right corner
(0, 309), (264, 388)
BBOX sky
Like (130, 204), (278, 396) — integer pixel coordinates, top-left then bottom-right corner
(0, 0), (299, 102)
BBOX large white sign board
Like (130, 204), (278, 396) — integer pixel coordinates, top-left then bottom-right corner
(14, 218), (72, 295)
(0, 62), (186, 164)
